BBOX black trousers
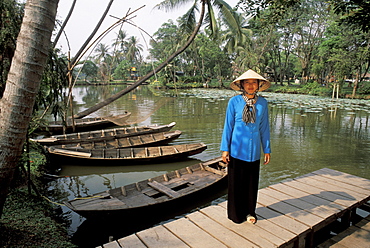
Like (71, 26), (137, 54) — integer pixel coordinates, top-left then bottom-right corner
(227, 156), (260, 223)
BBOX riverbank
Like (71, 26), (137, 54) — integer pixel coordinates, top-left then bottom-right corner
(0, 187), (76, 248)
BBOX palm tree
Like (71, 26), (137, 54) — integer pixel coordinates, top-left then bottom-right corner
(0, 0), (58, 218)
(113, 30), (128, 51)
(156, 0), (242, 40)
(94, 43), (110, 63)
(74, 0), (242, 118)
(126, 36), (143, 65)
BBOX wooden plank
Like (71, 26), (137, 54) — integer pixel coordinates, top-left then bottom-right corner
(315, 168), (370, 190)
(136, 225), (189, 248)
(316, 239), (348, 248)
(163, 217), (227, 248)
(255, 202), (310, 236)
(199, 205), (282, 247)
(287, 179), (357, 208)
(269, 182), (346, 212)
(295, 174), (366, 201)
(147, 181), (180, 198)
(116, 234), (146, 248)
(309, 171), (370, 197)
(204, 166), (224, 176)
(186, 211), (258, 248)
(331, 225), (370, 247)
(101, 241), (120, 248)
(263, 187), (337, 221)
(258, 190), (324, 229)
(300, 172), (370, 199)
(217, 201), (298, 245)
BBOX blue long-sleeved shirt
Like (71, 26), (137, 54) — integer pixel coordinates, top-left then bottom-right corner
(220, 95), (271, 162)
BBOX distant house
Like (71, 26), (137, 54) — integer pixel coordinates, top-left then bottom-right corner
(362, 73), (370, 81)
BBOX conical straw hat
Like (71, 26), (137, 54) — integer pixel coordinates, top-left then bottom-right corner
(230, 69), (271, 92)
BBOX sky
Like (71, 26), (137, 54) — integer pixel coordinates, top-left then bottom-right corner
(55, 0), (239, 59)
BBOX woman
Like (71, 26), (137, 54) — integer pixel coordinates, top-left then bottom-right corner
(220, 69), (271, 224)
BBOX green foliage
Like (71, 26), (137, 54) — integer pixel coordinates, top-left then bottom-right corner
(78, 60), (98, 81)
(358, 81), (370, 94)
(329, 0), (370, 32)
(301, 81), (331, 95)
(112, 59), (131, 80)
(0, 188), (76, 248)
(0, 0), (24, 97)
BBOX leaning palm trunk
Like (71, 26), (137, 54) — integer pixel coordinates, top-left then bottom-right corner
(0, 0), (58, 218)
(73, 1), (206, 119)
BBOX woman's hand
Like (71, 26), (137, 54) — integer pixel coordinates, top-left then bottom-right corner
(264, 153), (271, 165)
(222, 151), (230, 164)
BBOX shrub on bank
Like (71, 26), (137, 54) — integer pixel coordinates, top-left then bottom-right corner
(0, 188), (76, 248)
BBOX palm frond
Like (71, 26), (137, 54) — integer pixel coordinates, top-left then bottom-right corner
(178, 3), (198, 34)
(154, 0), (195, 12)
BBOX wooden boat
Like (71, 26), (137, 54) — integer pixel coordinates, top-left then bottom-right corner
(64, 157), (227, 219)
(52, 130), (182, 150)
(32, 122), (176, 146)
(40, 111), (131, 134)
(46, 143), (207, 164)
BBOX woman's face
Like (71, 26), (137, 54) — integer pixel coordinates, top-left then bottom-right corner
(241, 79), (259, 95)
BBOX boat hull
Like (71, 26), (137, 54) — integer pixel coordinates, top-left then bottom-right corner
(40, 112), (131, 135)
(32, 122), (176, 146)
(64, 157), (227, 219)
(47, 143), (207, 165)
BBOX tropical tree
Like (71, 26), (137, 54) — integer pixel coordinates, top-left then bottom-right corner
(72, 0), (245, 118)
(318, 21), (370, 96)
(0, 0), (59, 218)
(0, 0), (24, 97)
(126, 36), (143, 66)
(329, 0), (370, 33)
(79, 60), (98, 82)
(93, 43), (112, 80)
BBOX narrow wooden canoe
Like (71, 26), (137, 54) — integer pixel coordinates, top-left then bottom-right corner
(40, 111), (131, 134)
(32, 122), (176, 146)
(52, 130), (182, 150)
(64, 157), (227, 219)
(47, 143), (207, 164)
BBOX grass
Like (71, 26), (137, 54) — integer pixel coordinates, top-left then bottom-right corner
(0, 187), (76, 248)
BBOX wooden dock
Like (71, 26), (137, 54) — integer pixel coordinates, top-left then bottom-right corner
(97, 168), (370, 248)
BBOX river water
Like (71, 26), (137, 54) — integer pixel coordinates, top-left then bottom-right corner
(45, 85), (370, 247)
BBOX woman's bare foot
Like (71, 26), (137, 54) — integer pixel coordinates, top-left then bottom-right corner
(247, 215), (256, 224)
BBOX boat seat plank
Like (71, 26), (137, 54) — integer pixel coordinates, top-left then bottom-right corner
(143, 179), (190, 197)
(116, 234), (147, 248)
(204, 165), (225, 176)
(147, 181), (180, 198)
(136, 225), (189, 248)
(164, 217), (227, 248)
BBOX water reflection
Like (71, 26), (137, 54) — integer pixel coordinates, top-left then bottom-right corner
(45, 86), (370, 247)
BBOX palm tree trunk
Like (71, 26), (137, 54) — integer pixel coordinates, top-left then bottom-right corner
(0, 0), (58, 218)
(73, 0), (207, 119)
